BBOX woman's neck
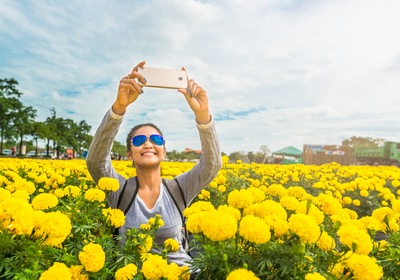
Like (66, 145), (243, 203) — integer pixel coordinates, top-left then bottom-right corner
(136, 168), (162, 190)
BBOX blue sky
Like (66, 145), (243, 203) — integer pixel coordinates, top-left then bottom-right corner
(1, 0), (400, 154)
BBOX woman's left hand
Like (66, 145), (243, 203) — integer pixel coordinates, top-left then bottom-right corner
(178, 68), (211, 124)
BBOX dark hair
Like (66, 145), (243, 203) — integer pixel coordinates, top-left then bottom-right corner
(126, 123), (164, 151)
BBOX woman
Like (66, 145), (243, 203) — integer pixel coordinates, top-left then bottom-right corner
(86, 61), (222, 274)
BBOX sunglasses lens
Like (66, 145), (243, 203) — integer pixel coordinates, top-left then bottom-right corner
(132, 135), (147, 147)
(150, 135), (164, 146)
(131, 135), (164, 147)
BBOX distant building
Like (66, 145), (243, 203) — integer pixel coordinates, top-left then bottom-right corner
(183, 147), (202, 154)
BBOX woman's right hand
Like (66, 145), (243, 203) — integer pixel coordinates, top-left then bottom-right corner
(112, 61), (147, 115)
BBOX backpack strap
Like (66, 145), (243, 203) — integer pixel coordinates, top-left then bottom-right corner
(163, 178), (192, 253)
(116, 177), (139, 214)
(162, 178), (186, 224)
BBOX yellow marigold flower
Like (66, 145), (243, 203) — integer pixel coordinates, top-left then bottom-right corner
(342, 196), (352, 205)
(288, 213), (320, 244)
(114, 263), (138, 280)
(57, 176), (66, 186)
(248, 187), (265, 203)
(280, 196), (300, 211)
(141, 254), (169, 280)
(317, 231), (336, 252)
(0, 175), (10, 185)
(102, 208), (125, 228)
(209, 181), (218, 188)
(344, 253), (383, 280)
(217, 205), (241, 221)
(98, 177), (120, 191)
(217, 174), (227, 184)
(228, 189), (254, 209)
(337, 225), (372, 255)
(265, 215), (289, 237)
(11, 178), (36, 194)
(164, 262), (190, 280)
(84, 188), (106, 202)
(69, 265), (88, 280)
(251, 179), (261, 188)
(183, 201), (215, 218)
(198, 189), (210, 200)
(375, 240), (389, 256)
(287, 186), (308, 200)
(148, 214), (164, 229)
(388, 218), (399, 232)
(39, 262), (71, 280)
(0, 197), (34, 235)
(33, 211), (72, 247)
(392, 179), (400, 187)
(352, 199), (361, 206)
(372, 206), (395, 222)
(53, 188), (65, 198)
(226, 268), (260, 280)
(31, 193), (59, 210)
(244, 200), (287, 221)
(201, 209), (237, 241)
(305, 272), (326, 280)
(135, 233), (153, 253)
(186, 211), (207, 234)
(239, 215), (271, 244)
(222, 155), (229, 165)
(164, 238), (179, 252)
(359, 216), (385, 232)
(11, 189), (30, 201)
(360, 189), (369, 197)
(179, 265), (191, 280)
(78, 242), (105, 272)
(296, 201), (324, 225)
(218, 185), (227, 193)
(0, 187), (12, 202)
(316, 193), (342, 215)
(140, 223), (151, 231)
(331, 262), (345, 278)
(266, 183), (287, 198)
(64, 185), (81, 197)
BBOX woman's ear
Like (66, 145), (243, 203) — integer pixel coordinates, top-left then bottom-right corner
(126, 151), (133, 161)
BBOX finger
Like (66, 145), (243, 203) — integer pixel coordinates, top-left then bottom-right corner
(189, 82), (199, 97)
(178, 87), (191, 99)
(127, 61), (147, 83)
(120, 81), (144, 95)
(181, 67), (189, 80)
(132, 61), (146, 72)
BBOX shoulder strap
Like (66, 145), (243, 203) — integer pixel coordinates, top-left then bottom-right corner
(116, 177), (139, 214)
(162, 178), (186, 224)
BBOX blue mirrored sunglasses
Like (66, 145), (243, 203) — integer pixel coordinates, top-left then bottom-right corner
(131, 134), (165, 147)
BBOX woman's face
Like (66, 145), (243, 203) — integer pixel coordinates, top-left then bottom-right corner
(127, 126), (166, 167)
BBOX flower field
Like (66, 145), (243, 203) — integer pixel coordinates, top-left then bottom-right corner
(1, 157), (400, 279)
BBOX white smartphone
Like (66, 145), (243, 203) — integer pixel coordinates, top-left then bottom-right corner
(137, 67), (188, 89)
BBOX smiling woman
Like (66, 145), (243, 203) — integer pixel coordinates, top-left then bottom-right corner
(86, 60), (222, 278)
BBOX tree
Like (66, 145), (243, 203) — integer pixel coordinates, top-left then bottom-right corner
(74, 120), (92, 156)
(29, 121), (48, 155)
(13, 106), (37, 154)
(0, 78), (23, 153)
(342, 136), (386, 148)
(247, 151), (255, 163)
(228, 151), (247, 163)
(111, 140), (126, 160)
